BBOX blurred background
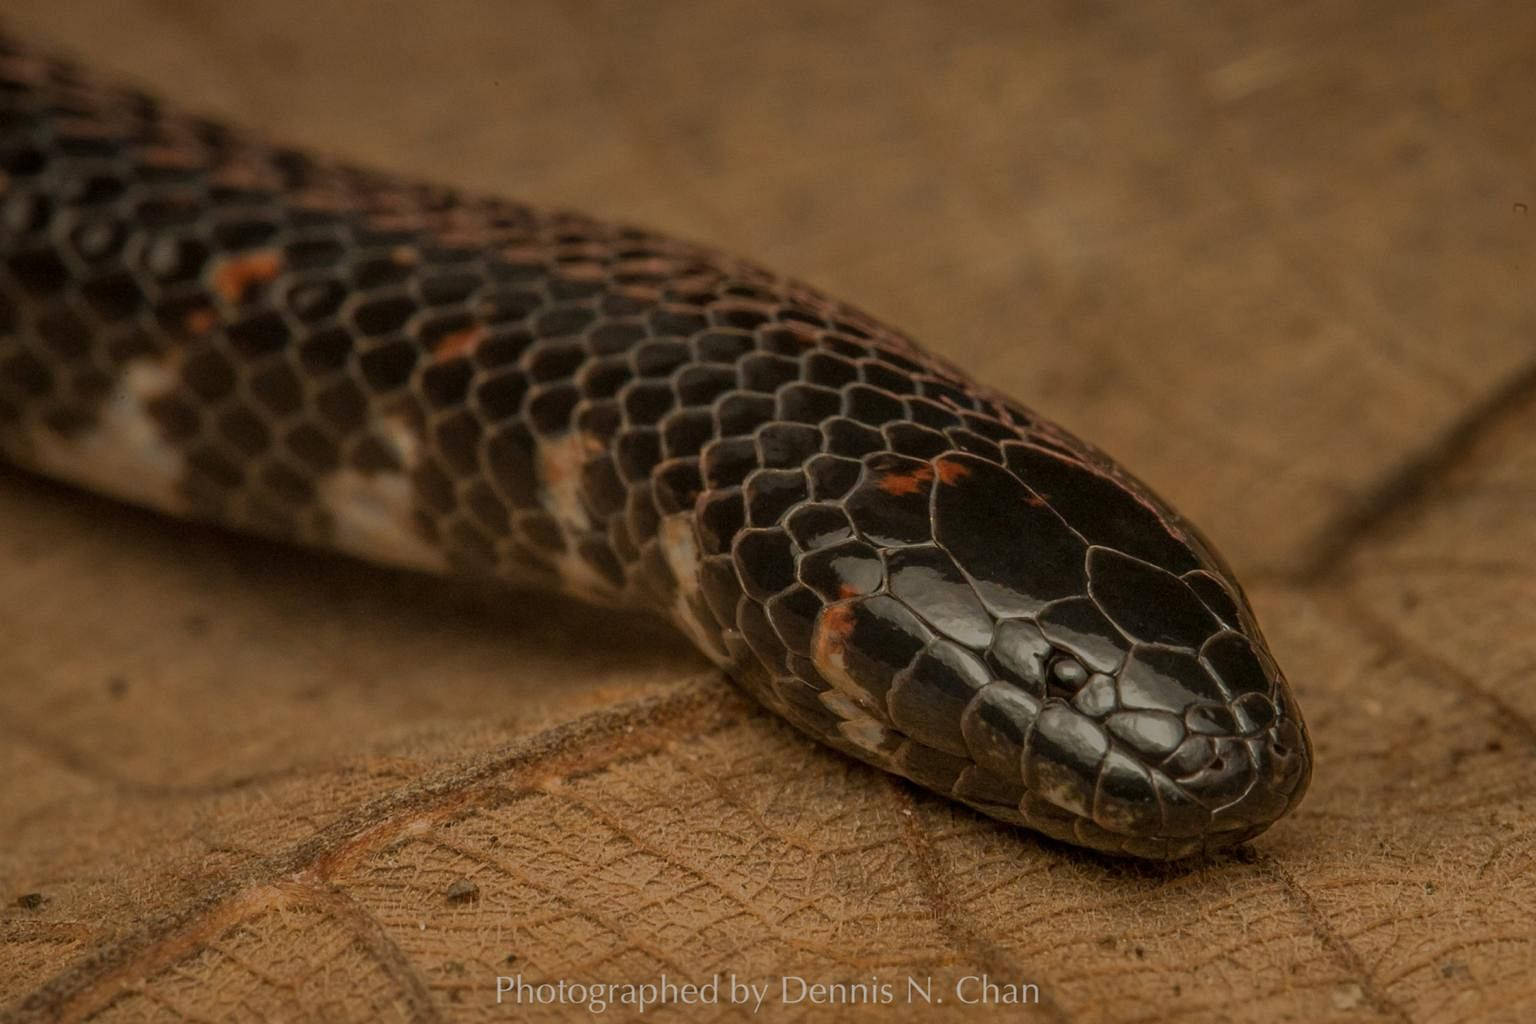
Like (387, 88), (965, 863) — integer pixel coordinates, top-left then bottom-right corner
(8, 0), (1531, 577)
(4, 5), (1535, 1020)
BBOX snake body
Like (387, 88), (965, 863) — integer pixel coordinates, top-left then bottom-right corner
(0, 35), (1310, 859)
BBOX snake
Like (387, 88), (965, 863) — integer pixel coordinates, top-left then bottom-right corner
(0, 32), (1311, 860)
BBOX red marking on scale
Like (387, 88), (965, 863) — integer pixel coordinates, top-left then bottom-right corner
(816, 602), (858, 659)
(432, 325), (488, 362)
(212, 250), (283, 303)
(182, 306), (218, 336)
(877, 464), (933, 496)
(935, 458), (972, 485)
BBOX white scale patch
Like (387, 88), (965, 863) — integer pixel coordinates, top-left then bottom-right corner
(21, 356), (189, 515)
(318, 415), (448, 574)
(538, 430), (596, 535)
(821, 689), (898, 754)
(536, 430), (629, 603)
(659, 511), (729, 666)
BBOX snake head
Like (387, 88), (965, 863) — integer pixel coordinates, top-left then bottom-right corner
(789, 435), (1312, 860)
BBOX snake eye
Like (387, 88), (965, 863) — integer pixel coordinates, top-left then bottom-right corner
(1047, 650), (1088, 694)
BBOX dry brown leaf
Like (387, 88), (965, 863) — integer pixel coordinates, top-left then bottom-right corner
(2, 2), (1534, 1021)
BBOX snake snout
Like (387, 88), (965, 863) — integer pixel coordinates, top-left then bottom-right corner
(1148, 665), (1313, 851)
(1248, 715), (1313, 825)
(1033, 543), (1314, 856)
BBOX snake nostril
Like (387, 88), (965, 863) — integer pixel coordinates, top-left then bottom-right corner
(1267, 718), (1308, 769)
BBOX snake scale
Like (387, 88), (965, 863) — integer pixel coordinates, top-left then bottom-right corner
(0, 33), (1310, 859)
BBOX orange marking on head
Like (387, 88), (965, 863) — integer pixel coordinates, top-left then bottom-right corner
(935, 458), (972, 486)
(815, 602), (858, 664)
(182, 307), (218, 336)
(432, 325), (488, 363)
(212, 250), (283, 303)
(1025, 491), (1048, 508)
(877, 464), (933, 496)
(838, 583), (862, 600)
